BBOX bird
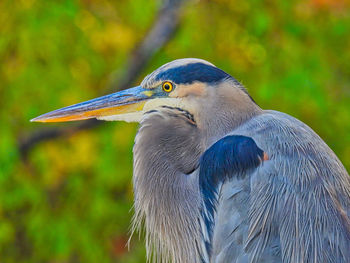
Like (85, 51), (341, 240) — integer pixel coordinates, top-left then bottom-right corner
(32, 58), (350, 263)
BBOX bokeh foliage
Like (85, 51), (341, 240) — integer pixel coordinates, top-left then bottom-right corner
(0, 0), (349, 262)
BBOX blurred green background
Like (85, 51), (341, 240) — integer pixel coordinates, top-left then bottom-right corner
(1, 0), (349, 262)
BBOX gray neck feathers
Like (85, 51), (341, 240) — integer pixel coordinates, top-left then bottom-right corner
(132, 108), (203, 263)
(196, 81), (262, 144)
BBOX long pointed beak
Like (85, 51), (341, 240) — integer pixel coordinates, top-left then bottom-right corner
(31, 86), (152, 123)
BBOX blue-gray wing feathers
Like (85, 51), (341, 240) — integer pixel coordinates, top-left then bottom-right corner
(199, 110), (350, 263)
(198, 135), (267, 262)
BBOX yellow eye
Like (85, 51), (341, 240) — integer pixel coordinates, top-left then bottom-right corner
(162, 81), (174, 93)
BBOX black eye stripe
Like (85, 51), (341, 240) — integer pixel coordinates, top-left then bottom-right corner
(155, 63), (236, 85)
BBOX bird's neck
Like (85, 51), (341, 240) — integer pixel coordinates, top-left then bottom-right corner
(132, 108), (204, 263)
(197, 85), (262, 145)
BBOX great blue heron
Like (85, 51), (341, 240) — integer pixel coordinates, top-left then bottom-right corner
(32, 58), (350, 263)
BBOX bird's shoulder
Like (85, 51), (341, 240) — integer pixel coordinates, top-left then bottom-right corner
(232, 110), (347, 173)
(230, 110), (350, 189)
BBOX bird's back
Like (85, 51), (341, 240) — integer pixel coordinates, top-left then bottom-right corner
(209, 110), (350, 263)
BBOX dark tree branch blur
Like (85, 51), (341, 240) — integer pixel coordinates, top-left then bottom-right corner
(19, 0), (186, 159)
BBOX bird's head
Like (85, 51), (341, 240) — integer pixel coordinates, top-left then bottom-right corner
(31, 58), (256, 126)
